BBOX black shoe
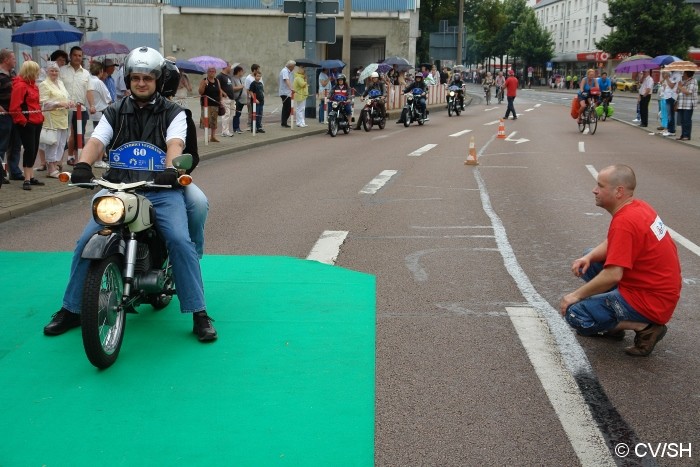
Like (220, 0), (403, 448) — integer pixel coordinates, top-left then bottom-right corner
(9, 174), (24, 181)
(44, 309), (81, 335)
(281, 124), (291, 128)
(193, 311), (217, 342)
(23, 181), (31, 191)
(1, 178), (9, 185)
(29, 178), (45, 186)
(257, 128), (266, 133)
(512, 117), (518, 120)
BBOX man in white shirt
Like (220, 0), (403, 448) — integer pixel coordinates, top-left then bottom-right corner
(60, 46), (94, 164)
(278, 60), (295, 127)
(637, 69), (654, 128)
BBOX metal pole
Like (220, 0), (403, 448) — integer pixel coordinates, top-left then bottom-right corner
(342, 0), (351, 76)
(305, 0), (317, 119)
(457, 0), (463, 67)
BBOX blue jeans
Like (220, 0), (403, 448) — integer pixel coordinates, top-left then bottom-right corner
(678, 108), (693, 139)
(505, 96), (517, 118)
(565, 257), (652, 335)
(0, 116), (23, 177)
(184, 183), (209, 258)
(62, 189), (206, 314)
(666, 98), (676, 133)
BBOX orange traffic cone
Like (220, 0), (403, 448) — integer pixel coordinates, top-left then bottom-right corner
(497, 119), (506, 139)
(465, 136), (479, 166)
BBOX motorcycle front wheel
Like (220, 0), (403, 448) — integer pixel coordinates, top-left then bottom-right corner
(402, 108), (410, 127)
(82, 255), (125, 369)
(329, 117), (338, 137)
(362, 111), (373, 132)
(448, 101), (453, 117)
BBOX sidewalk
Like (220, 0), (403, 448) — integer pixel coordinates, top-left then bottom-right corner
(0, 100), (416, 222)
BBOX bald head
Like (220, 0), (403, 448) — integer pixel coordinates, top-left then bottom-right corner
(603, 164), (636, 193)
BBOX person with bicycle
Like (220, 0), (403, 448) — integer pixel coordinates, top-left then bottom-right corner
(483, 71), (494, 103)
(494, 71), (506, 104)
(597, 71), (613, 118)
(578, 69), (600, 120)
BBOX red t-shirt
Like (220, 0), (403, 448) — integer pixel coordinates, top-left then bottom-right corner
(504, 76), (518, 97)
(605, 199), (681, 324)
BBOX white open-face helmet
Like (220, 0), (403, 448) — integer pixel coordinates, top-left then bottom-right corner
(370, 72), (379, 79)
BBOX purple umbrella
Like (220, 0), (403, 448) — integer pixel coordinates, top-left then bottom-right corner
(614, 54), (657, 73)
(81, 39), (130, 56)
(188, 55), (227, 69)
(652, 55), (681, 67)
(377, 63), (392, 74)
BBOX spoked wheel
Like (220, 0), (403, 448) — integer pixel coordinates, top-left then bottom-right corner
(342, 120), (350, 134)
(362, 111), (373, 132)
(82, 255), (125, 369)
(378, 116), (386, 129)
(329, 117), (338, 137)
(448, 101), (453, 117)
(455, 106), (461, 116)
(578, 109), (587, 133)
(601, 103), (608, 121)
(485, 91), (491, 105)
(402, 108), (410, 127)
(588, 109), (598, 135)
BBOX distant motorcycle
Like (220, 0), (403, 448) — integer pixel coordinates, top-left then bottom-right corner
(446, 85), (463, 117)
(328, 94), (351, 137)
(401, 88), (427, 127)
(360, 89), (386, 131)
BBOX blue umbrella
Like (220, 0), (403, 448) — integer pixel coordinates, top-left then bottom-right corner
(175, 59), (205, 74)
(11, 19), (83, 47)
(652, 55), (681, 66)
(320, 59), (345, 70)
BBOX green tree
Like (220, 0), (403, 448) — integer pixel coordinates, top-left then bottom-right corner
(596, 0), (700, 58)
(509, 9), (555, 73)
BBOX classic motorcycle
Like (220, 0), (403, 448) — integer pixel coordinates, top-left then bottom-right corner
(401, 88), (427, 127)
(58, 154), (193, 369)
(446, 85), (463, 117)
(360, 89), (386, 131)
(328, 94), (351, 137)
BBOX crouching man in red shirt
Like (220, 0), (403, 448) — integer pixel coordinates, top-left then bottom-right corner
(560, 164), (682, 357)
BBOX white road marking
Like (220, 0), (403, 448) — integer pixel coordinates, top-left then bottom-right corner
(525, 108), (535, 112)
(578, 142), (585, 152)
(471, 153), (615, 466)
(484, 120), (501, 126)
(360, 169), (398, 194)
(534, 104), (542, 107)
(306, 230), (349, 265)
(507, 307), (615, 466)
(449, 130), (473, 137)
(586, 165), (700, 257)
(408, 144), (438, 156)
(504, 131), (530, 145)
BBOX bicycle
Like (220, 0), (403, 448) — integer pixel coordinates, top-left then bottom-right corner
(599, 90), (612, 121)
(577, 95), (598, 135)
(496, 86), (504, 104)
(484, 85), (491, 105)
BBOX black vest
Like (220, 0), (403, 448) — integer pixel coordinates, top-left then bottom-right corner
(102, 95), (183, 184)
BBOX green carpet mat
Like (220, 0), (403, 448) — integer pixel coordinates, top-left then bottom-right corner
(0, 253), (375, 466)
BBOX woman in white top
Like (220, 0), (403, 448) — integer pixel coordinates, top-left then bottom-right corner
(39, 61), (73, 178)
(88, 61), (112, 128)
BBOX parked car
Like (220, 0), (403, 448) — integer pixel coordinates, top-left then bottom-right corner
(616, 78), (638, 92)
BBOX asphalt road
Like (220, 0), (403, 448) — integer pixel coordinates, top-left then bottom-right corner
(1, 90), (698, 466)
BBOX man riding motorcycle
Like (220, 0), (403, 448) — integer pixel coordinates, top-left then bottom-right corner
(330, 73), (353, 118)
(397, 72), (428, 123)
(362, 72), (386, 118)
(42, 47), (217, 342)
(449, 72), (465, 110)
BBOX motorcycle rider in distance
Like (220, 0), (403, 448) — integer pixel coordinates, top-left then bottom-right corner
(449, 72), (465, 110)
(42, 46), (217, 342)
(397, 72), (428, 123)
(330, 74), (353, 119)
(357, 71), (386, 129)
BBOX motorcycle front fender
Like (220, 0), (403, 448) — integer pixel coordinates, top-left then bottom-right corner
(82, 231), (125, 260)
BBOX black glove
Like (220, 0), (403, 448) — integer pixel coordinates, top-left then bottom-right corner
(71, 162), (95, 187)
(153, 168), (180, 188)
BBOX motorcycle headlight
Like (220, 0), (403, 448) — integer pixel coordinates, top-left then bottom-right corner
(407, 95), (413, 101)
(365, 99), (371, 106)
(93, 196), (125, 225)
(449, 91), (455, 97)
(332, 102), (338, 109)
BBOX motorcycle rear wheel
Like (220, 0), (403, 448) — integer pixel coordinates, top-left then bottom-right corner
(82, 255), (125, 369)
(378, 116), (386, 129)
